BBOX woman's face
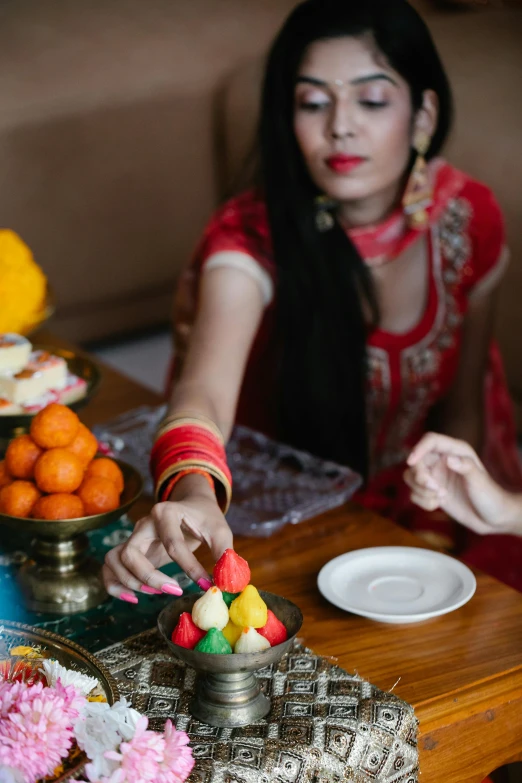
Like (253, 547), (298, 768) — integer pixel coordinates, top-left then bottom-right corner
(294, 35), (435, 210)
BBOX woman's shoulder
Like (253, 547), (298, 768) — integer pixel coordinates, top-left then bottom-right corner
(193, 189), (274, 270)
(436, 163), (507, 292)
(436, 163), (504, 234)
(210, 189), (269, 231)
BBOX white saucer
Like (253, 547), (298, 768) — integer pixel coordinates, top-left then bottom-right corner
(317, 546), (476, 624)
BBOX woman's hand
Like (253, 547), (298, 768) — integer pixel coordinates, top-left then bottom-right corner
(404, 433), (522, 536)
(102, 474), (233, 603)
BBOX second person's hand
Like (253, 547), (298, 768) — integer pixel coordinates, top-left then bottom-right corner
(404, 432), (521, 536)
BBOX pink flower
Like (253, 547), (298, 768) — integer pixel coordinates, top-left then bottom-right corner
(0, 680), (82, 783)
(157, 721), (194, 783)
(91, 716), (194, 783)
(98, 716), (164, 783)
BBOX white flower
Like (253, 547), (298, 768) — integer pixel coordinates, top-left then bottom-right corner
(0, 765), (25, 783)
(41, 659), (99, 697)
(74, 698), (141, 779)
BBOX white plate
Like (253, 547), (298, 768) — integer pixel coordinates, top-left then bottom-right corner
(317, 546), (476, 623)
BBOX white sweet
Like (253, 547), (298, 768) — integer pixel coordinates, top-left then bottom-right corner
(191, 586), (229, 631)
(0, 334), (31, 373)
(234, 626), (271, 654)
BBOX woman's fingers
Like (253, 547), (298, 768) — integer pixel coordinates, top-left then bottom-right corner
(153, 504), (212, 589)
(409, 490), (441, 512)
(407, 433), (483, 469)
(102, 561), (138, 604)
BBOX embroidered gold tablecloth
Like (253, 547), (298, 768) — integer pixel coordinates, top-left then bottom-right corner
(97, 629), (418, 783)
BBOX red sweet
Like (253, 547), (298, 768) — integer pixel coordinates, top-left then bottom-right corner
(213, 548), (251, 593)
(258, 609), (288, 647)
(171, 612), (205, 649)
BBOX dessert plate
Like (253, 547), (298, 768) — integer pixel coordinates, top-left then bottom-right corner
(317, 546), (476, 623)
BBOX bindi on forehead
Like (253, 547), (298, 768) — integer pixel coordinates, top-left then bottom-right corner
(297, 36), (401, 91)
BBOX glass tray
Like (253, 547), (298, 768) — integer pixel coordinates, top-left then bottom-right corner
(93, 406), (361, 537)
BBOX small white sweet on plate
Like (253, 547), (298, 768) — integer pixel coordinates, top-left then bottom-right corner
(0, 334), (31, 373)
(317, 546), (476, 624)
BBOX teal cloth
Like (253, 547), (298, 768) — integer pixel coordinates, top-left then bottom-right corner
(0, 516), (198, 652)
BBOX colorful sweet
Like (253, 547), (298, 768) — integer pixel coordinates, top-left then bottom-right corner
(0, 335), (31, 373)
(4, 434), (43, 479)
(0, 336), (88, 416)
(0, 461), (12, 489)
(194, 628), (232, 655)
(76, 476), (120, 515)
(258, 609), (288, 646)
(0, 480), (41, 518)
(222, 590), (239, 608)
(0, 351), (67, 405)
(229, 585), (268, 629)
(213, 548), (251, 593)
(0, 405), (126, 521)
(59, 372), (88, 405)
(0, 398), (21, 414)
(85, 457), (125, 493)
(32, 494), (85, 521)
(192, 586), (229, 631)
(234, 627), (271, 654)
(66, 423), (99, 466)
(30, 403), (80, 449)
(171, 612), (206, 649)
(34, 449), (84, 494)
(222, 619), (242, 648)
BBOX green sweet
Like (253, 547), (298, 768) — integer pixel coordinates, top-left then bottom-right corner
(195, 628), (233, 655)
(222, 591), (240, 608)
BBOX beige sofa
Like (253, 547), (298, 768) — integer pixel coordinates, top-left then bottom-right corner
(2, 1), (522, 423)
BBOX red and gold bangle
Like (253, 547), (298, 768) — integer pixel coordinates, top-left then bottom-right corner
(161, 468), (215, 502)
(150, 413), (232, 513)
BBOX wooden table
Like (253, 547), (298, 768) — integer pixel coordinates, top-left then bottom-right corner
(42, 330), (522, 783)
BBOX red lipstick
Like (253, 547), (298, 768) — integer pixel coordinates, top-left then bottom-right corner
(326, 155), (365, 174)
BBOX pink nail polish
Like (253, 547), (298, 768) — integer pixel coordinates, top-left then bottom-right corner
(141, 586), (163, 595)
(120, 592), (138, 604)
(197, 578), (213, 591)
(161, 583), (183, 596)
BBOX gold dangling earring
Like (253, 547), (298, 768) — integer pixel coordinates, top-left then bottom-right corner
(402, 131), (432, 229)
(314, 195), (336, 232)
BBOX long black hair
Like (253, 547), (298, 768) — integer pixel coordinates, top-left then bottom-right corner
(258, 0), (453, 479)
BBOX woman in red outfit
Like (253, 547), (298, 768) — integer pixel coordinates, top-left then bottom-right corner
(103, 0), (522, 601)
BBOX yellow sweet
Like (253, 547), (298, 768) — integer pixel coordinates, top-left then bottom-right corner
(222, 619), (242, 647)
(229, 585), (268, 629)
(0, 230), (47, 334)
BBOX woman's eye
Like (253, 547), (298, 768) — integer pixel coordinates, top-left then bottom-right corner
(359, 100), (388, 110)
(299, 101), (330, 112)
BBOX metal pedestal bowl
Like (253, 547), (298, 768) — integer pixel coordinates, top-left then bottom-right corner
(158, 591), (303, 728)
(0, 460), (142, 614)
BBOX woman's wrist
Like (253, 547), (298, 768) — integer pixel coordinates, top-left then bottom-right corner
(501, 491), (522, 535)
(168, 472), (217, 504)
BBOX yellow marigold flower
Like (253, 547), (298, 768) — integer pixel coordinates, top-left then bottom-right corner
(0, 229), (47, 334)
(9, 645), (42, 658)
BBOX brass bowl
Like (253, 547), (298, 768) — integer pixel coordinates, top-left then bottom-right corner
(0, 459), (143, 540)
(0, 344), (101, 440)
(158, 591), (303, 727)
(0, 460), (143, 614)
(0, 619), (119, 783)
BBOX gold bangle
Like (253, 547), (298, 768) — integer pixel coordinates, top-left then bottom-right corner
(155, 413), (224, 444)
(155, 461), (232, 513)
